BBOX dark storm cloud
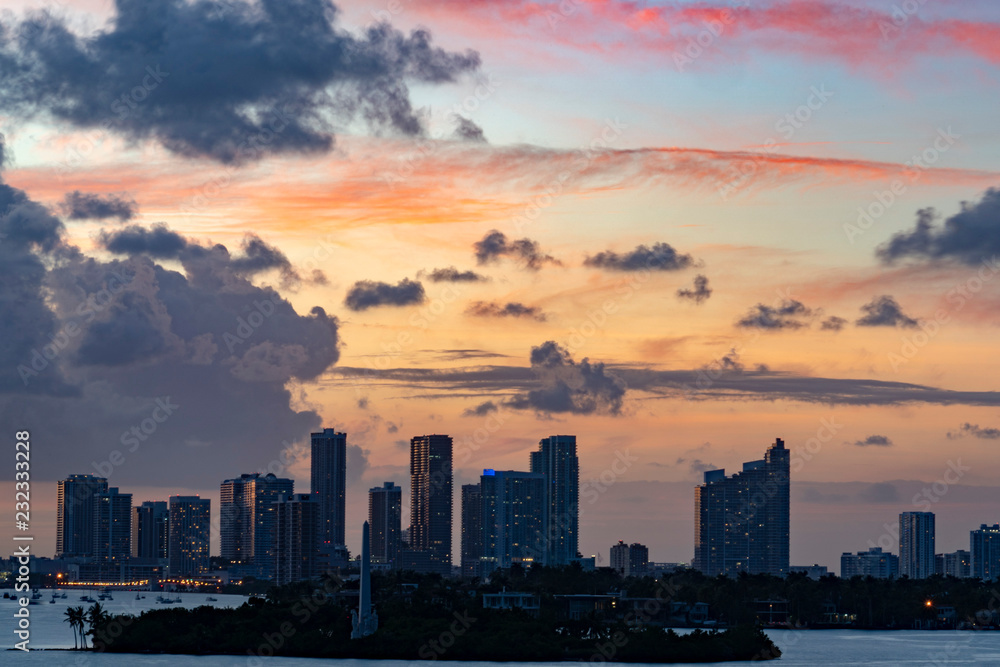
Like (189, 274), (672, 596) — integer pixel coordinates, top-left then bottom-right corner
(505, 341), (626, 415)
(62, 191), (137, 221)
(452, 115), (486, 143)
(462, 400), (498, 417)
(100, 224), (188, 258)
(0, 155), (341, 486)
(425, 266), (487, 282)
(466, 301), (546, 321)
(0, 0), (480, 163)
(947, 423), (1000, 440)
(736, 299), (813, 330)
(820, 315), (847, 331)
(852, 434), (893, 447)
(877, 189), (1000, 265)
(676, 274), (712, 303)
(344, 278), (426, 311)
(856, 295), (918, 328)
(229, 234), (294, 275)
(584, 242), (696, 272)
(473, 230), (560, 270)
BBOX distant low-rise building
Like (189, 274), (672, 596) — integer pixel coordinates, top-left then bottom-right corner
(610, 541), (649, 577)
(841, 547), (898, 579)
(790, 564), (829, 580)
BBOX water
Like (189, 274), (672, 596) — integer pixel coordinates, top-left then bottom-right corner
(4, 591), (1000, 665)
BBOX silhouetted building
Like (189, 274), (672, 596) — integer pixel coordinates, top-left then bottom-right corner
(220, 472), (293, 579)
(461, 483), (483, 578)
(92, 487), (132, 562)
(480, 469), (546, 573)
(132, 501), (169, 560)
(610, 540), (648, 577)
(274, 493), (320, 585)
(841, 547), (898, 579)
(56, 474), (109, 558)
(369, 482), (402, 567)
(312, 429), (348, 560)
(936, 550), (971, 578)
(693, 438), (790, 577)
(530, 435), (579, 565)
(900, 511), (935, 579)
(971, 524), (1000, 581)
(168, 495), (210, 576)
(410, 434), (453, 574)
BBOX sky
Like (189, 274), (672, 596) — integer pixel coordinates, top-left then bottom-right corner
(1, 0), (1000, 575)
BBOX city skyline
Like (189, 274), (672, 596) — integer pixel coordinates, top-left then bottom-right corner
(37, 429), (1000, 580)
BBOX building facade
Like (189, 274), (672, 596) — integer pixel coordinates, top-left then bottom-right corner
(220, 472), (294, 578)
(132, 501), (169, 560)
(840, 547), (899, 579)
(56, 474), (109, 558)
(693, 438), (790, 577)
(460, 483), (483, 579)
(273, 493), (321, 585)
(92, 487), (132, 562)
(530, 435), (579, 566)
(312, 429), (348, 557)
(168, 495), (210, 576)
(610, 541), (649, 577)
(937, 550), (971, 578)
(369, 482), (402, 566)
(971, 524), (1000, 581)
(410, 434), (453, 574)
(899, 511), (936, 579)
(480, 469), (547, 573)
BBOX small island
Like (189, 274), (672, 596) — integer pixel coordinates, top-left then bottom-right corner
(89, 567), (781, 662)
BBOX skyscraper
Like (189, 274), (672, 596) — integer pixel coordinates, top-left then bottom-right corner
(273, 493), (320, 586)
(971, 524), (1000, 580)
(92, 487), (132, 562)
(693, 438), (790, 577)
(899, 511), (935, 579)
(132, 501), (169, 560)
(312, 429), (347, 555)
(460, 483), (483, 579)
(220, 472), (294, 578)
(480, 469), (547, 573)
(56, 474), (109, 558)
(168, 495), (210, 576)
(530, 435), (579, 566)
(368, 482), (402, 566)
(410, 434), (453, 574)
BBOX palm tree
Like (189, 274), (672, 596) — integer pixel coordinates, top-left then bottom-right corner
(70, 606), (87, 649)
(85, 602), (108, 647)
(63, 607), (78, 649)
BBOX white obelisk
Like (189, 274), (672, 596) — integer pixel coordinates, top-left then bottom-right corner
(351, 520), (378, 639)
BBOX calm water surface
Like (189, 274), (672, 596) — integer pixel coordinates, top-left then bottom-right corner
(4, 590), (1000, 665)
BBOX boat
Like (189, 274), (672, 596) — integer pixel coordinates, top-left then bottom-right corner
(49, 599), (56, 604)
(79, 595), (95, 603)
(205, 596), (218, 602)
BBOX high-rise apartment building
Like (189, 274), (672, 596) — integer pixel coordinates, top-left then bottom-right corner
(132, 501), (169, 560)
(480, 469), (546, 573)
(409, 434), (453, 574)
(530, 435), (579, 566)
(369, 482), (402, 566)
(937, 550), (971, 578)
(693, 438), (790, 577)
(92, 487), (132, 562)
(460, 483), (483, 579)
(168, 495), (210, 576)
(220, 472), (293, 578)
(56, 474), (109, 558)
(841, 547), (899, 579)
(311, 429), (347, 554)
(273, 493), (321, 586)
(610, 540), (648, 577)
(899, 511), (935, 579)
(971, 524), (1000, 581)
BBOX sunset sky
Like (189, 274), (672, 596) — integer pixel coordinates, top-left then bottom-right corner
(2, 0), (1000, 573)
